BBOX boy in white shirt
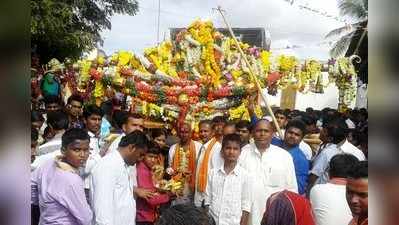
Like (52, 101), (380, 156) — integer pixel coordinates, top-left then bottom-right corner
(205, 133), (251, 225)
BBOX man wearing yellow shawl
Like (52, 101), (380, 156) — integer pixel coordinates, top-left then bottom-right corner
(167, 123), (201, 205)
(194, 120), (223, 207)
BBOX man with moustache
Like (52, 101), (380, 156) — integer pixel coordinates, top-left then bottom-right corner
(90, 131), (150, 225)
(239, 119), (297, 225)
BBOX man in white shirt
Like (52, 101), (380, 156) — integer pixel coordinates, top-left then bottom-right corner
(81, 105), (104, 193)
(299, 140), (313, 160)
(310, 154), (359, 225)
(194, 120), (222, 207)
(309, 118), (365, 190)
(105, 113), (145, 155)
(90, 131), (149, 225)
(104, 112), (154, 200)
(239, 119), (297, 225)
(37, 111), (69, 156)
(205, 134), (251, 225)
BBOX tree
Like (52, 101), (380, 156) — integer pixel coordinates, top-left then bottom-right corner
(31, 0), (139, 63)
(325, 0), (368, 58)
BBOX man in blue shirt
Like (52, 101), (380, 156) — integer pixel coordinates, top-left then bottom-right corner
(272, 119), (309, 195)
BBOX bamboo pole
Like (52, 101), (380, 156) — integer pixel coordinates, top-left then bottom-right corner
(216, 6), (284, 138)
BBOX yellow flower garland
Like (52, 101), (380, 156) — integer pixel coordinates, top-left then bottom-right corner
(188, 20), (221, 86)
(260, 51), (271, 74)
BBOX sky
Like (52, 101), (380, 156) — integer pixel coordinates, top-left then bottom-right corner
(100, 0), (345, 60)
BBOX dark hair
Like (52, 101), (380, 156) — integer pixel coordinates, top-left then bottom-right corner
(31, 110), (45, 122)
(100, 100), (113, 116)
(43, 95), (62, 106)
(47, 111), (69, 130)
(156, 204), (215, 225)
(348, 161), (368, 179)
(31, 128), (38, 142)
(359, 108), (368, 120)
(222, 133), (241, 149)
(323, 118), (349, 144)
(67, 94), (83, 105)
(61, 128), (90, 148)
(285, 119), (307, 137)
(322, 111), (341, 126)
(275, 109), (288, 118)
(199, 120), (212, 128)
(121, 113), (143, 125)
(118, 130), (149, 149)
(305, 107), (314, 113)
(212, 116), (226, 124)
(301, 115), (316, 126)
(129, 113), (143, 119)
(146, 141), (161, 155)
(236, 120), (251, 130)
(329, 154), (359, 178)
(151, 128), (166, 139)
(83, 104), (104, 119)
(112, 110), (128, 129)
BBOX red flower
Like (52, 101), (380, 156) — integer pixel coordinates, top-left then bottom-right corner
(90, 68), (102, 81)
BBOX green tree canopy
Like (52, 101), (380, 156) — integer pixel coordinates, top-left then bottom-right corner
(31, 0), (139, 63)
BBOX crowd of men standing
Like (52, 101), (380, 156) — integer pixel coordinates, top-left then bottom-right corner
(31, 93), (368, 225)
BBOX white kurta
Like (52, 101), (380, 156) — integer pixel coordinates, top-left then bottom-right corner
(82, 132), (102, 189)
(31, 150), (61, 171)
(193, 139), (222, 207)
(105, 133), (137, 188)
(299, 140), (313, 160)
(239, 143), (298, 225)
(37, 132), (63, 156)
(106, 134), (123, 155)
(90, 150), (136, 225)
(310, 182), (352, 225)
(204, 165), (252, 225)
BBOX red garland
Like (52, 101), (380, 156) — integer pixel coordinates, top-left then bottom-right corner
(64, 69), (93, 101)
(212, 86), (232, 98)
(89, 68), (102, 81)
(177, 105), (189, 128)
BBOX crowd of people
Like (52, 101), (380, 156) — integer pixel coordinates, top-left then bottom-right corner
(31, 92), (368, 225)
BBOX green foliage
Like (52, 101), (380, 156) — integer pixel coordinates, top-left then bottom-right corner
(31, 0), (139, 63)
(155, 88), (167, 105)
(101, 75), (113, 87)
(125, 78), (137, 97)
(199, 87), (208, 102)
(326, 0), (368, 58)
(232, 86), (245, 98)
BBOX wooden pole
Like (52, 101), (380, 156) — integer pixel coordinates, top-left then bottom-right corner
(216, 6), (283, 138)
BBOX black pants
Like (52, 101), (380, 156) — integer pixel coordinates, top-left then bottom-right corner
(136, 222), (154, 225)
(31, 204), (40, 225)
